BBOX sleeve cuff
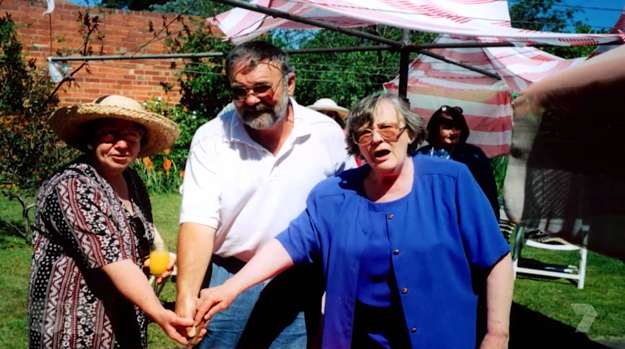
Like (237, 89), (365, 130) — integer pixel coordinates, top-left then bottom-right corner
(178, 214), (219, 229)
(275, 232), (305, 265)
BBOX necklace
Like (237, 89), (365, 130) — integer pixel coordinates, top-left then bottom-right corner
(429, 146), (455, 159)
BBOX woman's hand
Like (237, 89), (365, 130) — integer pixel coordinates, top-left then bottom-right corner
(195, 283), (240, 325)
(144, 253), (177, 284)
(153, 309), (196, 346)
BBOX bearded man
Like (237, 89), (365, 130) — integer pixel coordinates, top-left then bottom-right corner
(175, 41), (355, 349)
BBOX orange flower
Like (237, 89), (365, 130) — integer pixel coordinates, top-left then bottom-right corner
(163, 158), (172, 173)
(142, 157), (153, 169)
(164, 148), (170, 155)
(180, 170), (185, 178)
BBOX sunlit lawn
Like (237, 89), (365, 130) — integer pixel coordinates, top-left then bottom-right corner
(1, 194), (624, 348)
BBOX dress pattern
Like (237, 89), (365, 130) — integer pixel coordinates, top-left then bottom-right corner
(28, 160), (155, 349)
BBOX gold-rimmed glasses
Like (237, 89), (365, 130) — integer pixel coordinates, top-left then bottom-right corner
(353, 124), (407, 146)
(229, 74), (287, 101)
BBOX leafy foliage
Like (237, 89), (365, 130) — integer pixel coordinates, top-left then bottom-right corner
(149, 0), (231, 17)
(275, 27), (435, 109)
(131, 99), (191, 194)
(102, 0), (170, 11)
(0, 8), (102, 241)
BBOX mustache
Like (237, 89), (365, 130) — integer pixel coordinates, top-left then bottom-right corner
(243, 102), (273, 113)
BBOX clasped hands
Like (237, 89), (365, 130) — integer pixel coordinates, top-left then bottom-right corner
(174, 281), (241, 347)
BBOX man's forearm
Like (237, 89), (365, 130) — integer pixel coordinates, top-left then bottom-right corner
(485, 253), (514, 336)
(176, 222), (216, 298)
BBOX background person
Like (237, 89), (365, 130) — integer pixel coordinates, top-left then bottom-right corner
(307, 98), (349, 129)
(28, 95), (194, 349)
(193, 93), (514, 349)
(417, 105), (500, 220)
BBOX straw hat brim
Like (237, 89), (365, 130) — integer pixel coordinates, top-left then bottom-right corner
(307, 105), (350, 120)
(48, 104), (180, 157)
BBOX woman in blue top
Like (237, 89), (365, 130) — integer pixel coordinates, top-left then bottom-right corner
(193, 93), (514, 349)
(417, 105), (500, 221)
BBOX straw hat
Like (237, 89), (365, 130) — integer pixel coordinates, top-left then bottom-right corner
(307, 98), (349, 120)
(49, 95), (180, 157)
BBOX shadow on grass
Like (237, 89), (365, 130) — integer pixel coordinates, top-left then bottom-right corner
(509, 303), (609, 349)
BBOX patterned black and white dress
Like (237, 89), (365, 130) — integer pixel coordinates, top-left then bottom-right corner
(28, 160), (155, 349)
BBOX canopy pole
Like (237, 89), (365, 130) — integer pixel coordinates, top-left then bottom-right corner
(399, 29), (411, 104)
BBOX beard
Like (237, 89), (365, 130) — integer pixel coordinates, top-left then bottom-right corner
(238, 87), (290, 130)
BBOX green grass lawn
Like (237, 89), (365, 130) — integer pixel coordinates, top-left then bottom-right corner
(1, 194), (624, 348)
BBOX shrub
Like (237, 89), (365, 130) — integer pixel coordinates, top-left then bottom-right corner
(0, 8), (102, 242)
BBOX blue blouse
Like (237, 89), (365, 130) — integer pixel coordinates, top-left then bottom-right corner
(356, 198), (409, 307)
(276, 155), (510, 349)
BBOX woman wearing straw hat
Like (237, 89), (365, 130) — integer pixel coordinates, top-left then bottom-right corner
(28, 95), (198, 349)
(307, 98), (349, 129)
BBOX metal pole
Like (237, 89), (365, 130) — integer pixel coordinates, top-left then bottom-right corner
(209, 0), (403, 47)
(48, 52), (225, 62)
(398, 29), (411, 102)
(287, 46), (396, 54)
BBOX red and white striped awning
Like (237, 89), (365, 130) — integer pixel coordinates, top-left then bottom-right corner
(383, 35), (587, 158)
(211, 0), (623, 46)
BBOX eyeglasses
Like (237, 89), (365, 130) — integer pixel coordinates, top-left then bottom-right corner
(229, 74), (287, 101)
(353, 124), (407, 146)
(96, 127), (144, 144)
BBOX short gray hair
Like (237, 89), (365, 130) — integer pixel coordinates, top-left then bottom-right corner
(225, 41), (294, 80)
(345, 93), (426, 159)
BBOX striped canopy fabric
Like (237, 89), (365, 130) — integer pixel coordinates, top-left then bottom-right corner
(383, 35), (587, 158)
(211, 0), (624, 46)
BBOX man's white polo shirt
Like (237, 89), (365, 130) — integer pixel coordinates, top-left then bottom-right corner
(180, 99), (356, 262)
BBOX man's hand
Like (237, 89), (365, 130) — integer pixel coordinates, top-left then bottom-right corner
(479, 332), (509, 349)
(144, 253), (177, 284)
(175, 295), (202, 338)
(153, 309), (195, 346)
(195, 284), (239, 326)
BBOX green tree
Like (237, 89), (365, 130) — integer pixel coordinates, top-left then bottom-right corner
(149, 0), (231, 16)
(0, 8), (103, 241)
(102, 0), (168, 11)
(509, 0), (606, 58)
(274, 27), (435, 109)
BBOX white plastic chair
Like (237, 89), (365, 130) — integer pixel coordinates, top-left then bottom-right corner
(504, 211), (588, 289)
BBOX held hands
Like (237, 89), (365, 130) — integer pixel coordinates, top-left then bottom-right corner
(153, 309), (195, 346)
(174, 283), (240, 347)
(195, 284), (238, 326)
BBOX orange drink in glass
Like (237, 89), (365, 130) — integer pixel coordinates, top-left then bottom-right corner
(149, 242), (170, 277)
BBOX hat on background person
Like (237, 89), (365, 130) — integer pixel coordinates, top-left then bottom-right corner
(49, 95), (180, 157)
(307, 98), (350, 120)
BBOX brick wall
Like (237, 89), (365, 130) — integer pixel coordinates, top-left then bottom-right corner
(3, 0), (222, 106)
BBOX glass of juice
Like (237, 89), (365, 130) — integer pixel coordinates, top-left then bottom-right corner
(149, 242), (170, 277)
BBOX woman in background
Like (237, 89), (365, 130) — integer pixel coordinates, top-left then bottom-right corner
(417, 106), (500, 220)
